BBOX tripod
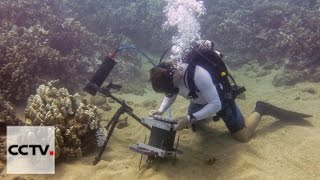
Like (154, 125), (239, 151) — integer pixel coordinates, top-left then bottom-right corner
(92, 83), (151, 165)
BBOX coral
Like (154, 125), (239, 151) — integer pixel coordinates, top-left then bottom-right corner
(202, 0), (320, 85)
(0, 136), (5, 162)
(0, 0), (108, 102)
(90, 95), (107, 106)
(64, 0), (171, 52)
(24, 81), (100, 160)
(0, 96), (21, 126)
(0, 0), (151, 104)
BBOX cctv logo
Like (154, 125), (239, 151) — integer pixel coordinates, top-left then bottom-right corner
(6, 126), (55, 174)
(8, 145), (54, 156)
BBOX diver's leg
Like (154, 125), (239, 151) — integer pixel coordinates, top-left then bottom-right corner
(220, 102), (250, 142)
(231, 101), (312, 142)
(231, 112), (262, 142)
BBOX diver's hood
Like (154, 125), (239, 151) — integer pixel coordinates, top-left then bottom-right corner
(150, 62), (179, 96)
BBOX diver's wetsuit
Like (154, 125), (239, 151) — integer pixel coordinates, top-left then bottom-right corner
(158, 62), (245, 133)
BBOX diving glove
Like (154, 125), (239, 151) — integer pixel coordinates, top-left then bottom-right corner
(149, 109), (163, 117)
(174, 117), (191, 131)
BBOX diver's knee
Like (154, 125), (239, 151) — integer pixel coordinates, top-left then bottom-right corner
(231, 128), (251, 143)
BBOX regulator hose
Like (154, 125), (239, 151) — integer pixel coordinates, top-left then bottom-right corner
(113, 44), (156, 67)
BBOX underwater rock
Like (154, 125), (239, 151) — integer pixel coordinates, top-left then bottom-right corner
(116, 117), (129, 129)
(262, 61), (279, 70)
(294, 97), (301, 101)
(204, 157), (217, 166)
(24, 81), (100, 160)
(272, 71), (305, 87)
(302, 88), (317, 95)
(108, 99), (116, 104)
(90, 95), (107, 106)
(255, 69), (272, 78)
(100, 104), (112, 112)
(142, 100), (158, 109)
(127, 101), (134, 105)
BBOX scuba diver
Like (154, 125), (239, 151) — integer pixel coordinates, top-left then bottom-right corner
(149, 40), (311, 142)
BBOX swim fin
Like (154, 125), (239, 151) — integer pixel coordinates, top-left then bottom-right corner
(255, 101), (312, 120)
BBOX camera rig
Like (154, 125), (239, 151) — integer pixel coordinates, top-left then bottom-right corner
(83, 49), (182, 167)
(89, 82), (182, 168)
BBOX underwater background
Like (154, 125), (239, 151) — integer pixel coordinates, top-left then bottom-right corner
(0, 0), (319, 179)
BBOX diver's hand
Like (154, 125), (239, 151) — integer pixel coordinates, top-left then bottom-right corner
(149, 109), (163, 117)
(174, 117), (191, 131)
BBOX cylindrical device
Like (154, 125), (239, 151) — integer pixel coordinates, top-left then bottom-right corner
(84, 56), (117, 96)
(148, 126), (176, 151)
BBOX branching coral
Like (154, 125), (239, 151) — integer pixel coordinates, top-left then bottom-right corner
(24, 81), (100, 159)
(0, 96), (20, 126)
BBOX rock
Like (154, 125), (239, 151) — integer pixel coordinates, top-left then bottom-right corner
(141, 100), (157, 109)
(204, 157), (217, 165)
(0, 136), (5, 162)
(255, 69), (272, 77)
(100, 104), (112, 112)
(108, 99), (115, 104)
(127, 101), (134, 105)
(90, 95), (106, 106)
(272, 72), (304, 87)
(262, 61), (276, 70)
(117, 117), (129, 129)
(302, 87), (317, 95)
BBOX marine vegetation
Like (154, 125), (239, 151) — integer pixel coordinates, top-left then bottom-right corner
(24, 81), (100, 160)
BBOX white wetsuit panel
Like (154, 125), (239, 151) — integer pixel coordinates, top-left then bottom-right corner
(158, 63), (222, 122)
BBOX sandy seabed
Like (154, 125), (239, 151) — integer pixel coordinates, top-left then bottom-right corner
(1, 67), (319, 180)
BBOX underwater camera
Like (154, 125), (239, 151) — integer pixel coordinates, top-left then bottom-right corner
(83, 44), (156, 96)
(83, 55), (117, 96)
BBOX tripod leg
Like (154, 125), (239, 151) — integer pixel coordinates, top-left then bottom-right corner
(105, 118), (114, 130)
(172, 135), (180, 166)
(93, 107), (123, 165)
